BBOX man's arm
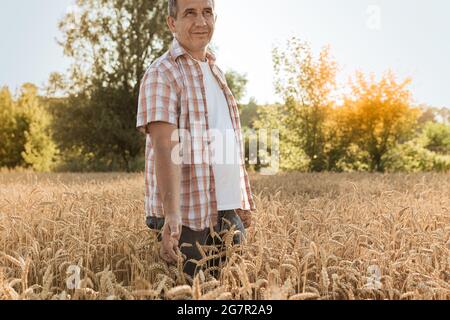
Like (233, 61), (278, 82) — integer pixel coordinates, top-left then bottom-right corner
(148, 121), (182, 264)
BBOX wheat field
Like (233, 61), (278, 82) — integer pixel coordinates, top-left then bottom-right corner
(0, 172), (449, 300)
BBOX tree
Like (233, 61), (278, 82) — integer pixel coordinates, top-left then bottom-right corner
(58, 0), (172, 93)
(436, 107), (450, 125)
(421, 122), (450, 154)
(273, 37), (338, 172)
(343, 71), (420, 172)
(239, 97), (259, 129)
(254, 104), (310, 172)
(225, 70), (248, 104)
(416, 104), (436, 128)
(45, 72), (68, 97)
(0, 87), (24, 168)
(56, 0), (172, 172)
(16, 84), (57, 172)
(321, 105), (370, 172)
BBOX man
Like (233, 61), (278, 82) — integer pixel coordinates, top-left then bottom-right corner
(136, 0), (256, 278)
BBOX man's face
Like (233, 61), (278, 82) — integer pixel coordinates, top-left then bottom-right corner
(167, 0), (216, 56)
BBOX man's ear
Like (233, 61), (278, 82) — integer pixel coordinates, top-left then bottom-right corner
(166, 16), (176, 33)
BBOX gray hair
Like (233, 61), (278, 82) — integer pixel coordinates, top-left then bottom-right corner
(168, 0), (215, 19)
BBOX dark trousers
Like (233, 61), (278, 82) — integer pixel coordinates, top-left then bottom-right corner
(146, 210), (246, 278)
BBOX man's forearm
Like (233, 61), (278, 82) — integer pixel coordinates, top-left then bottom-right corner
(153, 143), (181, 219)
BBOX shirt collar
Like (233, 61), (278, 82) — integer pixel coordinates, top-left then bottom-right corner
(169, 37), (216, 65)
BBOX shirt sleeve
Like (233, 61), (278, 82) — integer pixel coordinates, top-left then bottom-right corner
(136, 68), (179, 134)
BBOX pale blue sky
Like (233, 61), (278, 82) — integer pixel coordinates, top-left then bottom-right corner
(1, 0), (449, 107)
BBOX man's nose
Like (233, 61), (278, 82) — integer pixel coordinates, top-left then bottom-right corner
(194, 14), (207, 26)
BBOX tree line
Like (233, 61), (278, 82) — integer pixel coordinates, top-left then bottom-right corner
(245, 37), (450, 173)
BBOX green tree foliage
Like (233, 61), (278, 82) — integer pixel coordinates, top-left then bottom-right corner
(58, 0), (171, 93)
(273, 37), (338, 172)
(45, 72), (67, 97)
(254, 104), (310, 172)
(383, 138), (450, 172)
(420, 122), (450, 154)
(239, 97), (259, 129)
(225, 70), (248, 104)
(322, 106), (370, 172)
(17, 84), (58, 172)
(0, 87), (24, 168)
(0, 84), (57, 171)
(56, 0), (172, 172)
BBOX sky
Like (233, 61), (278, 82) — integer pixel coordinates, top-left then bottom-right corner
(0, 0), (449, 108)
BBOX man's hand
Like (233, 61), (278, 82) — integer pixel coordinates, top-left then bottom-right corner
(148, 122), (183, 264)
(235, 209), (252, 229)
(160, 215), (183, 264)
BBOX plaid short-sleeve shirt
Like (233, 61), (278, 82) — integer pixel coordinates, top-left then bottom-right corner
(136, 38), (256, 231)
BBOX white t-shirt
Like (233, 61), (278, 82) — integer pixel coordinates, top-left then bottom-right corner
(198, 60), (242, 211)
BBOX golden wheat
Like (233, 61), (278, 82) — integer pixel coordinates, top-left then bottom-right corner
(0, 172), (449, 300)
